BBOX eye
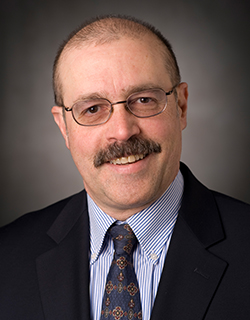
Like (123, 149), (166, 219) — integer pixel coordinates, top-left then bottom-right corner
(132, 95), (157, 106)
(86, 105), (101, 114)
(138, 97), (153, 104)
(129, 96), (154, 106)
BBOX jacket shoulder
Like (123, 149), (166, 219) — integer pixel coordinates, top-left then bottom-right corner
(0, 190), (86, 243)
(213, 190), (250, 212)
(212, 190), (250, 233)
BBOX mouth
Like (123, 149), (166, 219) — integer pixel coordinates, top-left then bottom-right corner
(93, 137), (161, 168)
(109, 154), (146, 165)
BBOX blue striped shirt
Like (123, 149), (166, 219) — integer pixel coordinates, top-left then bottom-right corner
(88, 171), (184, 320)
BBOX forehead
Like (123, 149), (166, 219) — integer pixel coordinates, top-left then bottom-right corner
(59, 36), (171, 103)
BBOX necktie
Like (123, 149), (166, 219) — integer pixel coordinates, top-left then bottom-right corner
(100, 224), (142, 319)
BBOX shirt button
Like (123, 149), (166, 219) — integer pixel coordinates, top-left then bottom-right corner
(91, 253), (97, 260)
(150, 253), (158, 260)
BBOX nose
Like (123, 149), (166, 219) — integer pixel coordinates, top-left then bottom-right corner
(105, 103), (141, 142)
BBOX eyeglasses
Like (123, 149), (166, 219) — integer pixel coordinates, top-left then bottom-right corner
(64, 86), (177, 126)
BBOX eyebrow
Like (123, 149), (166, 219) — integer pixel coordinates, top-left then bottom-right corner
(72, 83), (163, 105)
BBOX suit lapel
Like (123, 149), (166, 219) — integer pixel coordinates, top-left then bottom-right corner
(36, 191), (90, 320)
(151, 216), (227, 320)
(151, 163), (228, 320)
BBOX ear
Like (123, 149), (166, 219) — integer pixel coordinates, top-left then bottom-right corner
(177, 82), (188, 130)
(51, 106), (70, 149)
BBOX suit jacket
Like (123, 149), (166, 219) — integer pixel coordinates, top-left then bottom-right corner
(1, 163), (250, 319)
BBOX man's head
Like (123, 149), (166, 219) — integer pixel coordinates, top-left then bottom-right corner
(52, 15), (188, 220)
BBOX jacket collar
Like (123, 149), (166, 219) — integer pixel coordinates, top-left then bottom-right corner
(36, 191), (91, 319)
(179, 162), (225, 248)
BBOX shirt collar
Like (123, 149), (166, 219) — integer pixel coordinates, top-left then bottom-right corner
(88, 197), (116, 264)
(88, 170), (184, 265)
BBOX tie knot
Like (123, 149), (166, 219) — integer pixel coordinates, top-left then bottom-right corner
(109, 224), (137, 256)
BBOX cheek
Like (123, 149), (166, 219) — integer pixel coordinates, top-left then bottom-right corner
(67, 126), (102, 169)
(152, 115), (182, 156)
(144, 114), (177, 143)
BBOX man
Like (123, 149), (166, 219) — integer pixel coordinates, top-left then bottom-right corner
(0, 15), (250, 320)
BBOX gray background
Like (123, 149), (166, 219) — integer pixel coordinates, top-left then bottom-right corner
(1, 0), (250, 227)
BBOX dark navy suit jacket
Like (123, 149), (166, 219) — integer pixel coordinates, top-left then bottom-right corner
(1, 163), (250, 319)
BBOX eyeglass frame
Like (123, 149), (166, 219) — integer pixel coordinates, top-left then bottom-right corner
(62, 85), (178, 127)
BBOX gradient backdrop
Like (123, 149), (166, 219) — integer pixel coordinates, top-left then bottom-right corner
(1, 0), (250, 226)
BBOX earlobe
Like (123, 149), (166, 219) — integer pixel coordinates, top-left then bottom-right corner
(177, 82), (188, 130)
(51, 106), (70, 149)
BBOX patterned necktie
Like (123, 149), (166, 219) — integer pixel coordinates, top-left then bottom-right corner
(100, 224), (142, 320)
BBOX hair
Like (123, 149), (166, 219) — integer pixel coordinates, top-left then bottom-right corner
(53, 14), (181, 107)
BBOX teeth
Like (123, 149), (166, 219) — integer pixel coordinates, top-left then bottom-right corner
(110, 154), (145, 165)
(121, 157), (128, 164)
(128, 155), (135, 163)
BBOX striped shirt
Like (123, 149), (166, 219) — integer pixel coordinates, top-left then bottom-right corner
(88, 171), (184, 320)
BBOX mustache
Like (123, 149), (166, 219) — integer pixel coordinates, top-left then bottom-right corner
(94, 136), (162, 168)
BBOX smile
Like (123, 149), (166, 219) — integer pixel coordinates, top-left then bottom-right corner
(110, 154), (146, 165)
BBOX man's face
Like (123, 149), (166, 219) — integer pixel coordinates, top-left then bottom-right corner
(52, 35), (188, 220)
